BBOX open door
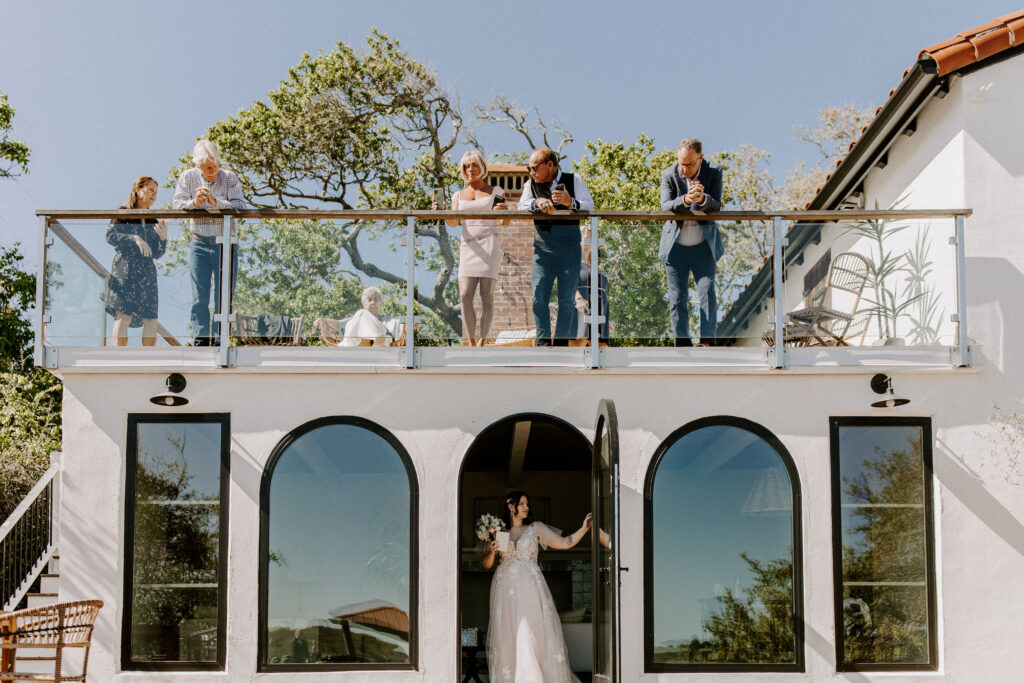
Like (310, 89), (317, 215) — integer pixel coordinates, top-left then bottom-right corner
(592, 399), (621, 683)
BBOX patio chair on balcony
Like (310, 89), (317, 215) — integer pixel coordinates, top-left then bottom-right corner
(233, 314), (305, 346)
(0, 600), (103, 682)
(777, 251), (870, 347)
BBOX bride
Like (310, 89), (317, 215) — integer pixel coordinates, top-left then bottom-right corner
(482, 490), (592, 682)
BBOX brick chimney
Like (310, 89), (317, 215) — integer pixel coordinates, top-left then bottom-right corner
(487, 165), (536, 335)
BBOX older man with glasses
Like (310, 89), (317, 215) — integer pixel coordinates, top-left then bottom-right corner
(172, 139), (247, 346)
(657, 138), (724, 347)
(518, 147), (595, 346)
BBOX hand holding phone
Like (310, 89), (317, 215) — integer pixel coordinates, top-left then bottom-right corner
(492, 195), (506, 209)
(432, 188), (446, 209)
(551, 183), (569, 208)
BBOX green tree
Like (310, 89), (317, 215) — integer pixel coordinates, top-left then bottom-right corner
(178, 31), (464, 332)
(840, 432), (929, 663)
(0, 369), (61, 521)
(0, 91), (30, 179)
(0, 106), (59, 522)
(702, 553), (795, 664)
(573, 136), (675, 339)
(0, 244), (35, 371)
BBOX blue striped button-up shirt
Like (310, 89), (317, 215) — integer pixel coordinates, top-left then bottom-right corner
(172, 167), (247, 237)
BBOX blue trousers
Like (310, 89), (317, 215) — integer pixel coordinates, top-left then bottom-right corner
(189, 239), (237, 342)
(532, 242), (582, 343)
(665, 241), (717, 341)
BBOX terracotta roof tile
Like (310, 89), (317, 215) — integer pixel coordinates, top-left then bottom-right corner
(800, 10), (1024, 210)
(918, 10), (1024, 75)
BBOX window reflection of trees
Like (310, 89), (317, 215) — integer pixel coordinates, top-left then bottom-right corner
(130, 424), (221, 664)
(648, 420), (801, 670)
(838, 428), (930, 665)
(263, 420), (415, 668)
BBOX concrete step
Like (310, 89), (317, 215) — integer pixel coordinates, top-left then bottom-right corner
(26, 592), (58, 609)
(39, 574), (60, 594)
(48, 555), (60, 574)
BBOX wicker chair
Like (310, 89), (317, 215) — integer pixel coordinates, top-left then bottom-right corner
(0, 600), (103, 682)
(233, 314), (304, 345)
(782, 251), (870, 347)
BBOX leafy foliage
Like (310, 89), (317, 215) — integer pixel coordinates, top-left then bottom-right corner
(176, 31), (464, 331)
(0, 92), (30, 179)
(840, 432), (930, 663)
(574, 136), (675, 338)
(699, 553), (795, 664)
(0, 244), (35, 371)
(844, 199), (923, 341)
(0, 370), (61, 521)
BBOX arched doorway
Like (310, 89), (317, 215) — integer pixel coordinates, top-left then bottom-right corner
(457, 413), (594, 681)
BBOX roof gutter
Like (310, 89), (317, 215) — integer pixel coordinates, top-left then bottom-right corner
(718, 62), (943, 336)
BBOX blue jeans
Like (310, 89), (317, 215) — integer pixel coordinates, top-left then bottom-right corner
(189, 239), (237, 342)
(532, 242), (582, 343)
(665, 241), (717, 341)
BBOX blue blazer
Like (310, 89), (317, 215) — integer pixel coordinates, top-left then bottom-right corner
(657, 160), (724, 263)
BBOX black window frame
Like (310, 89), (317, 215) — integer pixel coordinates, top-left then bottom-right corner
(830, 416), (938, 672)
(121, 413), (230, 672)
(643, 416), (805, 673)
(257, 416), (419, 673)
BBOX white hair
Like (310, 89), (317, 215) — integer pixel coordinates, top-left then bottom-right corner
(362, 286), (383, 301)
(192, 139), (221, 167)
(459, 150), (488, 180)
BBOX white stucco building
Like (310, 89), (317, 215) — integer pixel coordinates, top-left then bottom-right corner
(11, 10), (1024, 683)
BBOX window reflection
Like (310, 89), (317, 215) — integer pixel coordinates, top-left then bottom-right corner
(264, 421), (414, 666)
(127, 418), (225, 667)
(648, 422), (800, 668)
(832, 420), (935, 669)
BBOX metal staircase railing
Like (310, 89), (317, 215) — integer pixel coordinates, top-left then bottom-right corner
(1, 452), (61, 612)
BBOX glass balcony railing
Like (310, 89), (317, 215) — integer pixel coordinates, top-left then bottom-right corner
(33, 208), (972, 369)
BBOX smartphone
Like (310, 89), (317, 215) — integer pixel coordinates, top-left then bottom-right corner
(492, 195), (506, 208)
(432, 188), (445, 207)
(553, 183), (566, 193)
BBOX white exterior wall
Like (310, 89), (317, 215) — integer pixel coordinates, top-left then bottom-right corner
(47, 50), (1024, 683)
(54, 359), (1024, 682)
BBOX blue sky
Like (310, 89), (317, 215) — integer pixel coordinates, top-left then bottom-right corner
(0, 0), (1015, 263)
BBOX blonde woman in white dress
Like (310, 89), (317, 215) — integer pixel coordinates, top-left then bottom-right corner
(434, 150), (509, 346)
(482, 491), (592, 682)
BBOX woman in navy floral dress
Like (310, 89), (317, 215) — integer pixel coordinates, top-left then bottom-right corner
(104, 176), (167, 345)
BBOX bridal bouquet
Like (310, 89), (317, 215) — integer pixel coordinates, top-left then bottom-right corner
(475, 513), (506, 542)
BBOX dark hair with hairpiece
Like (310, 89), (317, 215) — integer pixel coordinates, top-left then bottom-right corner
(125, 176), (158, 209)
(502, 490), (532, 529)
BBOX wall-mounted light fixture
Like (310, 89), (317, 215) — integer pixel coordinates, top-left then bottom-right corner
(150, 373), (188, 407)
(870, 373), (909, 408)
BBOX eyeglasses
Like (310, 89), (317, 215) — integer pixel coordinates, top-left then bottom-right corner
(679, 156), (703, 169)
(527, 160), (552, 173)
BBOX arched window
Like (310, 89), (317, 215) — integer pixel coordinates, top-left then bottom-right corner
(644, 417), (803, 672)
(259, 417), (418, 671)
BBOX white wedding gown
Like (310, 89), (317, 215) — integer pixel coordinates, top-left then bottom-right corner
(487, 523), (579, 683)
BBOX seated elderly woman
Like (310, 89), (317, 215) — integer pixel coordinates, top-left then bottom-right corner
(339, 286), (402, 347)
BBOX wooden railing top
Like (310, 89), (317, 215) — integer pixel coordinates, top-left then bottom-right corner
(36, 208), (973, 221)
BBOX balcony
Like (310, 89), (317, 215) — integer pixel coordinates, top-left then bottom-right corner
(33, 207), (972, 372)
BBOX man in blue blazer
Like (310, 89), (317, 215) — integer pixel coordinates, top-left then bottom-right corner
(657, 138), (724, 346)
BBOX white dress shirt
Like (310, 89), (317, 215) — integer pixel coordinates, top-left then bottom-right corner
(518, 169), (595, 212)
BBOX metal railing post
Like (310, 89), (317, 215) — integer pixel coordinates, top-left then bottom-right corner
(405, 216), (417, 369)
(952, 214), (971, 367)
(588, 217), (604, 368)
(769, 216), (789, 369)
(34, 215), (50, 368)
(217, 215), (235, 367)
